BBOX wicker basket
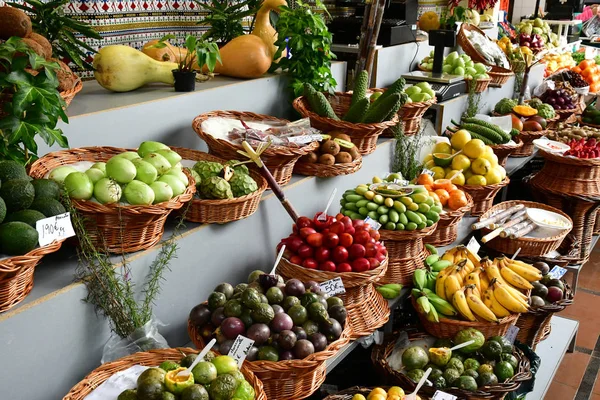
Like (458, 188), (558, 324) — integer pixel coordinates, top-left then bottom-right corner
(0, 240), (64, 312)
(491, 138), (523, 167)
(370, 88), (436, 137)
(277, 257), (390, 339)
(512, 130), (546, 157)
(192, 111), (318, 187)
(293, 153), (363, 177)
(529, 149), (600, 196)
(555, 107), (578, 122)
(323, 386), (430, 400)
(425, 193), (474, 247)
(465, 77), (492, 93)
(188, 319), (349, 400)
(60, 78), (83, 106)
(293, 94), (398, 155)
(379, 224), (437, 285)
(516, 281), (573, 349)
(595, 209), (600, 234)
(457, 177), (510, 217)
(372, 330), (531, 400)
(412, 296), (520, 339)
(479, 201), (572, 257)
(170, 147), (267, 224)
(62, 347), (266, 400)
(29, 146), (195, 254)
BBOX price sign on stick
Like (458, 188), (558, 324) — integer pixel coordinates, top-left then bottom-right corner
(421, 168), (435, 177)
(504, 325), (520, 344)
(511, 248), (522, 260)
(548, 265), (568, 280)
(364, 216), (382, 231)
(36, 212), (76, 247)
(467, 237), (481, 255)
(432, 390), (457, 400)
(228, 335), (255, 368)
(318, 188), (337, 221)
(319, 277), (346, 296)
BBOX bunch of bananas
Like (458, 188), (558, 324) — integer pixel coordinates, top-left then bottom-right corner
(376, 283), (403, 299)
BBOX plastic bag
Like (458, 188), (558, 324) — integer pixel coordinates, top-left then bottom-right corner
(101, 317), (169, 364)
(534, 80), (555, 98)
(84, 365), (148, 400)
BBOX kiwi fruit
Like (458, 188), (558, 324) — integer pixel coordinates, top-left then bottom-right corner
(0, 7), (32, 39)
(320, 139), (340, 156)
(348, 146), (361, 160)
(318, 154), (336, 165)
(331, 132), (352, 142)
(51, 58), (77, 91)
(335, 152), (352, 164)
(300, 152), (318, 164)
(26, 32), (52, 59)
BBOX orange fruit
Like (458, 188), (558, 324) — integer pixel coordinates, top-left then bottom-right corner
(423, 184), (433, 192)
(416, 173), (434, 186)
(434, 189), (450, 206)
(572, 66), (582, 74)
(583, 67), (594, 78)
(448, 190), (468, 210)
(433, 179), (452, 191)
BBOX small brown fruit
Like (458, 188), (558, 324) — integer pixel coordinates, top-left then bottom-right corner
(300, 152), (318, 164)
(333, 132), (352, 142)
(20, 38), (48, 59)
(318, 154), (336, 165)
(335, 152), (353, 164)
(51, 58), (77, 92)
(348, 146), (361, 160)
(26, 32), (52, 59)
(0, 6), (32, 39)
(320, 139), (340, 156)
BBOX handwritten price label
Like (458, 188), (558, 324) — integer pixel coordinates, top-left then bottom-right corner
(432, 390), (457, 400)
(319, 277), (346, 296)
(36, 212), (76, 247)
(364, 216), (382, 231)
(548, 265), (568, 280)
(504, 325), (520, 344)
(228, 335), (255, 368)
(467, 237), (481, 255)
(422, 168), (436, 177)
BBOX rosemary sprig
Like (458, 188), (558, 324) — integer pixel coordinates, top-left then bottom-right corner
(391, 122), (427, 181)
(463, 79), (483, 119)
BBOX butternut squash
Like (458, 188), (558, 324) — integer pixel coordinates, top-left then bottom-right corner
(142, 39), (188, 63)
(94, 45), (178, 92)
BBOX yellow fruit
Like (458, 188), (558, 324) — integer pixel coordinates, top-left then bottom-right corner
(372, 176), (383, 183)
(369, 388), (387, 397)
(424, 160), (436, 169)
(467, 175), (487, 186)
(485, 168), (503, 185)
(423, 154), (433, 162)
(352, 395), (367, 400)
(419, 11), (441, 32)
(388, 387), (405, 396)
(368, 395), (386, 400)
(463, 169), (474, 179)
(451, 154), (471, 172)
(471, 158), (492, 175)
(451, 129), (471, 150)
(430, 166), (446, 180)
(481, 148), (499, 167)
(388, 396), (401, 400)
(497, 165), (507, 180)
(446, 170), (465, 185)
(463, 139), (487, 158)
(433, 142), (453, 154)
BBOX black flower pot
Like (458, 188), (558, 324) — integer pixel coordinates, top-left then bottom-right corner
(172, 70), (196, 92)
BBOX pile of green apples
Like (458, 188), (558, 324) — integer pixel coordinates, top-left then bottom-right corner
(404, 82), (436, 103)
(419, 51), (490, 80)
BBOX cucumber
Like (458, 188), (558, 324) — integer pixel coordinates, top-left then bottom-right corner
(426, 211), (440, 223)
(400, 197), (413, 206)
(366, 202), (379, 211)
(416, 212), (427, 224)
(373, 195), (384, 205)
(345, 194), (363, 203)
(389, 210), (400, 223)
(340, 199), (347, 207)
(426, 219), (434, 227)
(418, 203), (430, 213)
(343, 98), (370, 123)
(363, 93), (402, 123)
(406, 210), (421, 224)
(351, 70), (369, 107)
(350, 212), (363, 220)
(355, 186), (368, 195)
(393, 201), (407, 213)
(314, 91), (339, 120)
(430, 205), (443, 213)
(395, 223), (405, 231)
(417, 221), (426, 230)
(408, 203), (419, 211)
(399, 212), (408, 225)
(343, 209), (354, 217)
(406, 222), (417, 231)
(368, 211), (379, 220)
(377, 205), (389, 214)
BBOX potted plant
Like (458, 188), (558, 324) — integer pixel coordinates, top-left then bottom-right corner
(152, 35), (221, 92)
(0, 37), (69, 165)
(194, 0), (261, 45)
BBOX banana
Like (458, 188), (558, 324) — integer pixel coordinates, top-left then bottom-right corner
(435, 266), (453, 300)
(426, 303), (440, 322)
(413, 269), (427, 290)
(500, 264), (534, 290)
(464, 246), (481, 267)
(484, 258), (509, 286)
(426, 254), (440, 267)
(425, 271), (437, 292)
(464, 258), (476, 274)
(492, 280), (529, 313)
(444, 274), (462, 301)
(441, 247), (457, 262)
(483, 288), (512, 318)
(431, 260), (452, 272)
(454, 246), (468, 264)
(382, 283), (402, 291)
(480, 269), (490, 292)
(502, 258), (543, 282)
(456, 259), (470, 282)
(411, 288), (422, 298)
(377, 286), (400, 299)
(425, 243), (438, 255)
(452, 287), (477, 322)
(417, 295), (431, 314)
(466, 285), (498, 322)
(424, 290), (458, 316)
(466, 268), (482, 294)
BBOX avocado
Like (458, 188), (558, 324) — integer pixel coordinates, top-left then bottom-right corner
(137, 377), (165, 400)
(0, 179), (35, 212)
(208, 374), (238, 400)
(0, 222), (39, 255)
(29, 197), (66, 217)
(0, 197), (5, 224)
(137, 368), (167, 386)
(31, 179), (61, 200)
(0, 160), (28, 183)
(4, 209), (46, 227)
(181, 384), (209, 400)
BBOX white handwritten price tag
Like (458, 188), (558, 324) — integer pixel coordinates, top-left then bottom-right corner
(548, 265), (568, 280)
(319, 277), (346, 296)
(467, 237), (481, 255)
(432, 390), (457, 400)
(364, 216), (382, 231)
(422, 168), (436, 177)
(228, 335), (255, 368)
(36, 212), (75, 247)
(504, 325), (520, 344)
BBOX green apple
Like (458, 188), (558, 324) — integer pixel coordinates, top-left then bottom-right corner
(446, 51), (459, 63)
(474, 63), (487, 74)
(421, 88), (436, 98)
(466, 67), (477, 76)
(442, 64), (453, 74)
(416, 82), (431, 90)
(454, 58), (465, 69)
(453, 67), (465, 76)
(412, 93), (432, 102)
(405, 86), (422, 97)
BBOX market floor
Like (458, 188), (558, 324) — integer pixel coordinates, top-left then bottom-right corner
(548, 245), (600, 400)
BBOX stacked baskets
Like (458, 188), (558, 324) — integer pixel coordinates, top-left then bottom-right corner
(193, 111), (319, 187)
(29, 146), (195, 253)
(491, 138), (524, 166)
(62, 348), (267, 400)
(457, 177), (510, 217)
(425, 193), (474, 247)
(293, 93), (398, 154)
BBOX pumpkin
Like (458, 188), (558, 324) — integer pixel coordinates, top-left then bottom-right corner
(94, 45), (178, 92)
(204, 35), (272, 78)
(512, 105), (538, 117)
(142, 39), (188, 63)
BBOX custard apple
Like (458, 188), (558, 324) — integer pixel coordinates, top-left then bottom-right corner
(528, 98), (543, 109)
(199, 176), (233, 199)
(193, 161), (223, 183)
(537, 104), (556, 119)
(229, 172), (258, 197)
(185, 167), (202, 186)
(225, 160), (250, 175)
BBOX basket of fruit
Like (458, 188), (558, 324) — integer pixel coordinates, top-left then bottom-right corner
(458, 177), (509, 217)
(276, 213), (391, 338)
(424, 185), (474, 247)
(192, 111), (319, 187)
(516, 271), (574, 349)
(509, 102), (556, 157)
(187, 273), (350, 400)
(339, 176), (441, 285)
(0, 161), (68, 312)
(293, 79), (402, 155)
(170, 147), (267, 224)
(477, 201), (573, 257)
(372, 328), (532, 400)
(537, 84), (579, 121)
(63, 347), (266, 400)
(294, 132), (363, 177)
(411, 247), (528, 339)
(29, 144), (196, 253)
(323, 386), (425, 400)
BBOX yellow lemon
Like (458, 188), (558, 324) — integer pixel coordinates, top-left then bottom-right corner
(467, 174), (487, 186)
(471, 158), (492, 175)
(424, 159), (436, 169)
(464, 169), (474, 180)
(444, 167), (453, 176)
(423, 153), (434, 163)
(387, 396), (401, 400)
(497, 165), (507, 180)
(351, 395), (367, 400)
(451, 154), (471, 172)
(451, 129), (471, 150)
(446, 170), (466, 185)
(431, 166), (446, 180)
(368, 388), (387, 399)
(372, 176), (383, 183)
(463, 139), (487, 158)
(368, 395), (386, 400)
(433, 141), (453, 154)
(388, 386), (405, 396)
(485, 168), (503, 185)
(481, 147), (499, 167)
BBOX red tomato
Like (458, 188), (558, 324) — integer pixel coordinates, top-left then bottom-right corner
(369, 229), (381, 241)
(375, 252), (387, 262)
(296, 216), (313, 229)
(313, 212), (333, 231)
(287, 236), (304, 252)
(302, 258), (318, 269)
(345, 226), (356, 236)
(336, 263), (353, 273)
(368, 257), (381, 269)
(323, 233), (340, 248)
(340, 216), (353, 229)
(339, 233), (354, 247)
(365, 242), (378, 258)
(299, 227), (317, 239)
(290, 255), (303, 265)
(353, 219), (366, 229)
(329, 221), (346, 235)
(354, 230), (371, 245)
(348, 243), (366, 260)
(306, 233), (324, 247)
(332, 246), (349, 263)
(335, 213), (345, 221)
(314, 247), (330, 262)
(297, 244), (314, 259)
(319, 261), (337, 272)
(352, 258), (370, 272)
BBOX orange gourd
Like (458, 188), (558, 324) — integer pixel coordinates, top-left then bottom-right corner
(142, 40), (188, 63)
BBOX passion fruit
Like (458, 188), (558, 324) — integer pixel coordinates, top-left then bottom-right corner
(165, 367), (195, 395)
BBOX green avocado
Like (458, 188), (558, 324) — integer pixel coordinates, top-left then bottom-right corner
(0, 222), (39, 255)
(4, 209), (46, 227)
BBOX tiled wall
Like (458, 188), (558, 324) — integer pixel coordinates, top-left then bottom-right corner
(511, 0), (546, 24)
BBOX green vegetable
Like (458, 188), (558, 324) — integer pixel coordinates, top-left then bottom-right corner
(536, 103), (556, 119)
(363, 93), (402, 123)
(343, 98), (370, 122)
(494, 98), (518, 115)
(462, 118), (511, 143)
(313, 91), (339, 120)
(351, 70), (369, 107)
(459, 122), (504, 144)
